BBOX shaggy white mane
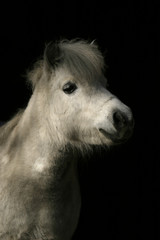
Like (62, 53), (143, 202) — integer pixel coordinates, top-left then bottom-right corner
(27, 40), (105, 89)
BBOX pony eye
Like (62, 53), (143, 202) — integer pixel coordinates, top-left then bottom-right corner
(63, 82), (77, 94)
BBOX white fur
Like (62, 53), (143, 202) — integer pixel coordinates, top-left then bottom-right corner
(0, 40), (133, 239)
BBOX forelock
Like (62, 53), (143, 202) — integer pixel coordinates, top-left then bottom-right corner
(58, 40), (105, 80)
(27, 39), (105, 89)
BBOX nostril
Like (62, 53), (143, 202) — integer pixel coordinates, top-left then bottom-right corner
(113, 110), (127, 130)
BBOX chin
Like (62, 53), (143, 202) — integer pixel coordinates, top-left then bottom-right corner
(98, 128), (133, 146)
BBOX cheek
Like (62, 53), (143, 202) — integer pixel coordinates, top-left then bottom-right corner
(51, 95), (81, 123)
(50, 91), (69, 115)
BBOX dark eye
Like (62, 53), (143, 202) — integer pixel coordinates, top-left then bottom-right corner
(63, 82), (77, 94)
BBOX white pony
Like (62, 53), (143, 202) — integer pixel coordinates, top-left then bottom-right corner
(0, 40), (134, 240)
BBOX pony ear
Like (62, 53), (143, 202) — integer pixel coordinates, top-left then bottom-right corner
(44, 42), (63, 70)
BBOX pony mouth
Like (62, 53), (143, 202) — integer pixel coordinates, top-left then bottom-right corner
(99, 128), (133, 144)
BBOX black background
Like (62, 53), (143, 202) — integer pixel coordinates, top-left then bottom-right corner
(0, 1), (159, 239)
